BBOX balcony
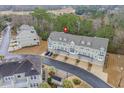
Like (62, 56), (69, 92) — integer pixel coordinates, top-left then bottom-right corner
(1, 79), (28, 88)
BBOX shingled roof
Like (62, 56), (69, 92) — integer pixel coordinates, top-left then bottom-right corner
(0, 55), (41, 77)
(49, 32), (109, 50)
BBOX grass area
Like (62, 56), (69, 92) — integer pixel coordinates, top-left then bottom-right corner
(67, 76), (91, 88)
(12, 40), (47, 55)
(105, 53), (124, 87)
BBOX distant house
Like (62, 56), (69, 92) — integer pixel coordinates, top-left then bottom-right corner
(48, 32), (109, 66)
(16, 25), (40, 47)
(0, 59), (42, 88)
(0, 24), (40, 52)
(47, 7), (75, 15)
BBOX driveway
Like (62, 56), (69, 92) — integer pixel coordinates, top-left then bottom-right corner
(42, 57), (112, 88)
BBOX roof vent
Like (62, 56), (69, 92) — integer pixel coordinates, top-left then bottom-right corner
(31, 67), (34, 70)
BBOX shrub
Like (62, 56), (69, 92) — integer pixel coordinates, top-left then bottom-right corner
(76, 59), (80, 64)
(63, 80), (73, 88)
(48, 66), (56, 76)
(40, 82), (51, 88)
(64, 56), (68, 61)
(47, 77), (52, 84)
(72, 78), (81, 85)
(39, 31), (49, 40)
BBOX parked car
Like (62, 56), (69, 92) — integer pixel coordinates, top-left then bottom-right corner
(45, 51), (50, 56)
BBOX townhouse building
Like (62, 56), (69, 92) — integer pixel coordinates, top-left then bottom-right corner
(0, 24), (40, 52)
(16, 24), (40, 47)
(0, 59), (42, 88)
(48, 32), (109, 66)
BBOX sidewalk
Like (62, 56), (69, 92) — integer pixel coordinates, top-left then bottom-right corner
(91, 64), (108, 82)
(77, 61), (88, 70)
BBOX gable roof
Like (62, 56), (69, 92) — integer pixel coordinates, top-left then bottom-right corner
(0, 56), (41, 77)
(49, 32), (109, 50)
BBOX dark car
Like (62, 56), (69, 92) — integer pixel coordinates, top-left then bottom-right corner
(48, 52), (53, 56)
(45, 51), (50, 56)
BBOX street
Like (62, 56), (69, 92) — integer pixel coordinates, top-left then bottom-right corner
(42, 57), (112, 88)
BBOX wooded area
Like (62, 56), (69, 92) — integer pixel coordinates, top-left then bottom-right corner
(0, 6), (124, 54)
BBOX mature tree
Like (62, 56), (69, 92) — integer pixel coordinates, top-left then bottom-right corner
(0, 16), (12, 32)
(95, 25), (114, 40)
(0, 22), (4, 32)
(31, 7), (54, 40)
(32, 7), (50, 24)
(108, 8), (124, 29)
(54, 14), (81, 34)
(31, 7), (51, 32)
(95, 25), (116, 52)
(75, 6), (105, 18)
(75, 6), (88, 15)
(3, 15), (12, 22)
(79, 19), (93, 36)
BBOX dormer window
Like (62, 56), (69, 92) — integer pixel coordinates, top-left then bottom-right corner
(63, 38), (67, 41)
(59, 37), (62, 41)
(81, 41), (85, 45)
(31, 31), (34, 33)
(87, 42), (91, 46)
(17, 75), (21, 78)
(71, 41), (75, 45)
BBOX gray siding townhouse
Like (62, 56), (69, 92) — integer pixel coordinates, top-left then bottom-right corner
(0, 59), (42, 88)
(48, 32), (109, 66)
(16, 24), (40, 48)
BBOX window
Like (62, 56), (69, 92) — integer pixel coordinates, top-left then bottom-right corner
(31, 31), (34, 33)
(34, 76), (36, 79)
(5, 77), (8, 81)
(17, 75), (21, 78)
(34, 83), (38, 87)
(30, 83), (38, 87)
(31, 76), (33, 80)
(5, 77), (11, 81)
(30, 84), (33, 87)
(31, 76), (36, 80)
(35, 83), (38, 87)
